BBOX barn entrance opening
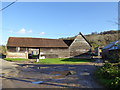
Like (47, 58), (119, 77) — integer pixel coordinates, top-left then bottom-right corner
(28, 48), (40, 59)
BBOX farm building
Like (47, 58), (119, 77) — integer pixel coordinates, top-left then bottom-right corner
(6, 32), (92, 59)
(102, 40), (120, 59)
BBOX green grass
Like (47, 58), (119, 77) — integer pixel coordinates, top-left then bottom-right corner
(4, 58), (28, 61)
(34, 58), (93, 64)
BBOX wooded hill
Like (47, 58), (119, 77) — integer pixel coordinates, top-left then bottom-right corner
(0, 30), (119, 54)
(60, 30), (120, 50)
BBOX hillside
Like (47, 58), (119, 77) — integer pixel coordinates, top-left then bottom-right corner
(60, 30), (120, 50)
(1, 30), (119, 54)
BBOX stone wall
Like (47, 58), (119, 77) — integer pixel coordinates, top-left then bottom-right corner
(40, 47), (70, 58)
(69, 34), (91, 58)
(6, 52), (26, 58)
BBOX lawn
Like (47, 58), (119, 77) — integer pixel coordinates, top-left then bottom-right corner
(4, 58), (28, 61)
(35, 58), (93, 64)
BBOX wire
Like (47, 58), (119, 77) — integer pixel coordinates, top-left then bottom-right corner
(0, 0), (18, 11)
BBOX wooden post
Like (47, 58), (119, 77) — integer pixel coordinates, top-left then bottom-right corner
(25, 48), (28, 59)
(36, 48), (40, 63)
(38, 48), (40, 59)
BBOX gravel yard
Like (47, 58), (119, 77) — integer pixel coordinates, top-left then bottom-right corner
(2, 60), (104, 88)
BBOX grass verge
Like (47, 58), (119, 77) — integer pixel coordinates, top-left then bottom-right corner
(4, 58), (28, 61)
(34, 58), (93, 64)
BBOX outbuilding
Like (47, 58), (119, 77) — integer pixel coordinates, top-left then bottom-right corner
(6, 32), (92, 59)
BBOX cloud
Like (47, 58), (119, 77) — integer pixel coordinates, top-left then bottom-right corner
(41, 32), (45, 35)
(28, 30), (32, 33)
(8, 30), (13, 33)
(16, 28), (26, 34)
(37, 32), (45, 35)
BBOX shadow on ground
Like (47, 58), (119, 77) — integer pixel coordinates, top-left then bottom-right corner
(61, 58), (93, 62)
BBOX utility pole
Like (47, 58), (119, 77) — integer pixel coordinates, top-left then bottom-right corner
(118, 1), (120, 42)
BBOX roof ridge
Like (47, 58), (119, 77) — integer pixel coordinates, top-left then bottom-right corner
(9, 37), (61, 40)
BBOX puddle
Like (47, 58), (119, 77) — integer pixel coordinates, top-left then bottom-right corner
(54, 78), (65, 81)
(32, 81), (43, 84)
(0, 73), (5, 77)
(40, 67), (49, 69)
(29, 66), (49, 70)
(50, 70), (74, 81)
(68, 67), (76, 69)
(50, 70), (72, 76)
(80, 72), (90, 75)
(23, 65), (29, 68)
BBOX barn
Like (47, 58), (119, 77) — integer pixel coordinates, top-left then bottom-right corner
(6, 32), (92, 59)
(102, 40), (120, 60)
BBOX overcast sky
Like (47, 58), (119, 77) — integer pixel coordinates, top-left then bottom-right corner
(2, 2), (118, 45)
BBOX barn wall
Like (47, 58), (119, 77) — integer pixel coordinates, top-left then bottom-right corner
(109, 50), (120, 56)
(6, 47), (28, 59)
(102, 49), (120, 60)
(102, 49), (109, 59)
(69, 34), (91, 58)
(40, 47), (70, 58)
(6, 52), (26, 58)
(7, 47), (16, 52)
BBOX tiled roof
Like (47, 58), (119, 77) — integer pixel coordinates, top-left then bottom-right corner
(7, 37), (68, 48)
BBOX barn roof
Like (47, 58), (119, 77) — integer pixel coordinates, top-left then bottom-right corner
(78, 32), (92, 47)
(63, 32), (92, 47)
(63, 40), (74, 46)
(109, 41), (120, 50)
(7, 37), (68, 48)
(102, 40), (118, 50)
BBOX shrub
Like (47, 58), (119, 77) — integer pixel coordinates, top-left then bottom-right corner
(110, 77), (120, 88)
(96, 62), (120, 88)
(108, 53), (120, 63)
